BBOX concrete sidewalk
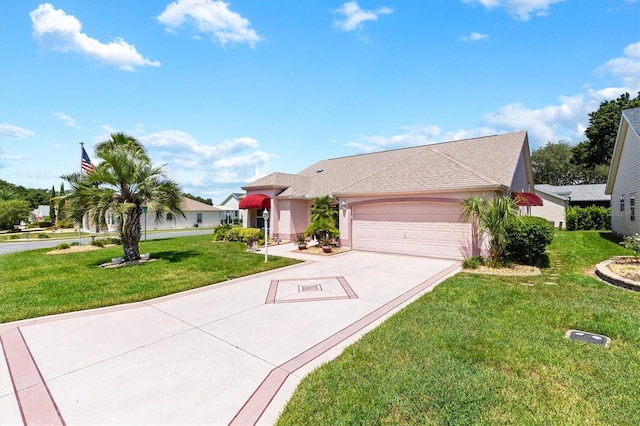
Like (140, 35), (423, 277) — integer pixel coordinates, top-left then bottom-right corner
(1, 243), (460, 425)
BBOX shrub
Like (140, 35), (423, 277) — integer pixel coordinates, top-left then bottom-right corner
(565, 206), (610, 231)
(37, 233), (50, 239)
(91, 239), (105, 247)
(462, 255), (484, 269)
(505, 216), (554, 265)
(107, 237), (122, 245)
(9, 234), (21, 240)
(620, 234), (640, 258)
(305, 217), (340, 241)
(38, 221), (52, 228)
(224, 227), (263, 243)
(213, 224), (232, 241)
(57, 219), (75, 229)
(55, 243), (71, 250)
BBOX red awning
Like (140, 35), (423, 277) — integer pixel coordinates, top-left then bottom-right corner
(239, 193), (271, 209)
(514, 192), (543, 207)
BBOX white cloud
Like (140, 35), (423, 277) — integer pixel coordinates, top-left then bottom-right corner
(333, 1), (393, 32)
(596, 41), (640, 92)
(0, 123), (35, 139)
(461, 0), (565, 21)
(53, 112), (79, 127)
(345, 125), (498, 154)
(30, 3), (160, 71)
(137, 130), (273, 190)
(460, 32), (489, 42)
(158, 0), (263, 48)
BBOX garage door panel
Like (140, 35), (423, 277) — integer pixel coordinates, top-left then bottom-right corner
(352, 203), (470, 260)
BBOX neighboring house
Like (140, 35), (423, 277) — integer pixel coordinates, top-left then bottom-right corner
(240, 131), (538, 260)
(218, 192), (244, 224)
(532, 184), (610, 228)
(30, 205), (50, 222)
(97, 197), (223, 232)
(606, 107), (640, 237)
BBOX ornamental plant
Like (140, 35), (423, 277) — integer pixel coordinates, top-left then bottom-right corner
(620, 234), (640, 259)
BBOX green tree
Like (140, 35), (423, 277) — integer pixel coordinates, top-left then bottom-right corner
(460, 194), (521, 264)
(0, 199), (31, 230)
(95, 132), (149, 160)
(531, 141), (579, 185)
(49, 185), (57, 225)
(183, 193), (213, 205)
(572, 92), (640, 170)
(310, 195), (338, 225)
(59, 141), (184, 262)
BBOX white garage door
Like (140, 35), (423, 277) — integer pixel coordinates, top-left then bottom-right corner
(352, 202), (471, 260)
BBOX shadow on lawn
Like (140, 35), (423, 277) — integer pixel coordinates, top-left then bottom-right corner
(151, 250), (200, 263)
(599, 231), (623, 245)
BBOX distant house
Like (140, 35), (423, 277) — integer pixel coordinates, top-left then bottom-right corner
(218, 193), (244, 224)
(606, 107), (640, 236)
(30, 205), (50, 222)
(98, 197), (223, 232)
(240, 131), (538, 260)
(532, 184), (610, 228)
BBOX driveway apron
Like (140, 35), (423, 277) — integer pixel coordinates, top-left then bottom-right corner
(1, 246), (460, 425)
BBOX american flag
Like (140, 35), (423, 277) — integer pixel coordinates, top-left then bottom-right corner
(81, 146), (95, 173)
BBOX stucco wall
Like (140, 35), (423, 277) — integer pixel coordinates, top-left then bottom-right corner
(611, 128), (640, 236)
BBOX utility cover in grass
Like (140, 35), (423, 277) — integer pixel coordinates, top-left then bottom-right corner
(566, 330), (611, 347)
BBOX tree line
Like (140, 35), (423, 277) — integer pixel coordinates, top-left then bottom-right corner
(531, 92), (640, 185)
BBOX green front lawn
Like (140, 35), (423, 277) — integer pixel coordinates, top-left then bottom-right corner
(0, 235), (299, 323)
(277, 231), (640, 425)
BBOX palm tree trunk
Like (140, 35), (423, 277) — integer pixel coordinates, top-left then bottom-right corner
(121, 209), (141, 262)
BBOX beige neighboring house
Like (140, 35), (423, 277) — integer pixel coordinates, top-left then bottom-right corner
(606, 107), (640, 237)
(99, 197), (223, 232)
(240, 131), (538, 260)
(532, 184), (610, 229)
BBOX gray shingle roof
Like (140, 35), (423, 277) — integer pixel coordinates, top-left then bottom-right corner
(243, 131), (529, 197)
(535, 184), (610, 201)
(622, 107), (640, 136)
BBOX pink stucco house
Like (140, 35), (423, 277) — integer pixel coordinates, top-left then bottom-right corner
(240, 131), (538, 260)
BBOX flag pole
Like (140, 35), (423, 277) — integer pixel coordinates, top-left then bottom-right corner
(79, 141), (84, 245)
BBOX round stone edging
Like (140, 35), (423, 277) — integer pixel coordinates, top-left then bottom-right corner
(595, 258), (640, 292)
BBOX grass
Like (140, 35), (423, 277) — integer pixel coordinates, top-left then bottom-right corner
(0, 235), (299, 323)
(277, 231), (640, 426)
(0, 226), (215, 242)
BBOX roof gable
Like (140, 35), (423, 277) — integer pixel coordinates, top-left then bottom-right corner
(242, 131), (530, 197)
(180, 197), (221, 211)
(606, 107), (640, 194)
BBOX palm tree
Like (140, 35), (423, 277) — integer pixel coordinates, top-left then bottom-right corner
(60, 144), (184, 262)
(460, 194), (521, 264)
(307, 196), (339, 240)
(95, 132), (149, 160)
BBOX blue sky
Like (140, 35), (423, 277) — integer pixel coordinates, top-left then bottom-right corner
(1, 0), (638, 203)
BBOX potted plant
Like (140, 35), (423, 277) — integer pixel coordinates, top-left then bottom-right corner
(294, 234), (307, 250)
(319, 236), (333, 253)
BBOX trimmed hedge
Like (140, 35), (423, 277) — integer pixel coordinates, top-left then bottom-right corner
(565, 206), (610, 231)
(223, 227), (263, 243)
(505, 216), (554, 265)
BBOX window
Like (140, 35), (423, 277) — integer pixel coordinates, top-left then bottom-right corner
(197, 213), (203, 223)
(620, 195), (625, 212)
(166, 213), (174, 221)
(631, 195), (636, 221)
(107, 213), (115, 226)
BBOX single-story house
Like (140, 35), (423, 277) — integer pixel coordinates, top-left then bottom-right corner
(30, 205), (50, 222)
(606, 107), (640, 236)
(92, 197), (224, 232)
(532, 184), (610, 228)
(241, 131), (538, 260)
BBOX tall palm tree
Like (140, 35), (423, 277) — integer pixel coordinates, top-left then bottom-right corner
(95, 132), (149, 160)
(460, 194), (521, 264)
(60, 144), (184, 262)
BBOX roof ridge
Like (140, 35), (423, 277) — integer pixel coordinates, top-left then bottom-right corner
(427, 144), (501, 186)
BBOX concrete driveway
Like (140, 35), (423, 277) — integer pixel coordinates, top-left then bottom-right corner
(0, 244), (460, 425)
